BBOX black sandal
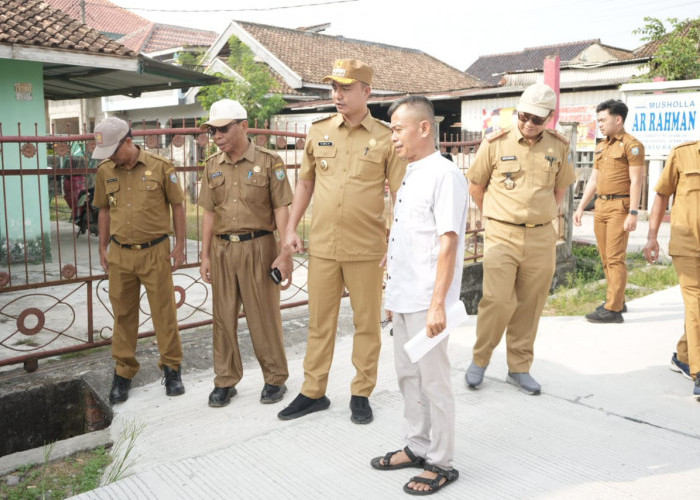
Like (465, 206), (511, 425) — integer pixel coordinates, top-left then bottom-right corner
(403, 464), (459, 495)
(370, 446), (425, 471)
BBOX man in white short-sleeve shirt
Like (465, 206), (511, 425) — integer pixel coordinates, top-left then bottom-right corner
(370, 96), (467, 495)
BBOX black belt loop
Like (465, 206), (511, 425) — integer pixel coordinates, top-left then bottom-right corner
(488, 218), (546, 228)
(110, 234), (168, 250)
(597, 194), (629, 200)
(217, 230), (272, 243)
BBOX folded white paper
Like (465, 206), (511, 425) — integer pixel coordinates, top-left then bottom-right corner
(403, 301), (469, 363)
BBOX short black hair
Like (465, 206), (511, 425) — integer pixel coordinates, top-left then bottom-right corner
(388, 95), (435, 121)
(596, 99), (628, 121)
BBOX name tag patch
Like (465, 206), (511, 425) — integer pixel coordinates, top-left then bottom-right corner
(209, 171), (223, 179)
(500, 156), (517, 161)
(106, 177), (118, 183)
(318, 141), (333, 146)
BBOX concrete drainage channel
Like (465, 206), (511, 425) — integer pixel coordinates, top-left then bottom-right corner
(0, 373), (114, 476)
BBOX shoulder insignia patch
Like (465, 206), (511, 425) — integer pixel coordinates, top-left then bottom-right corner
(374, 118), (392, 130)
(546, 129), (569, 144)
(312, 113), (334, 124)
(485, 129), (508, 142)
(169, 173), (178, 184)
(675, 140), (699, 149)
(205, 151), (223, 163)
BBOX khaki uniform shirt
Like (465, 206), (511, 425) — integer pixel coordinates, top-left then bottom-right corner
(467, 127), (576, 225)
(198, 139), (292, 234)
(94, 148), (184, 244)
(300, 112), (406, 261)
(654, 140), (700, 257)
(594, 130), (645, 195)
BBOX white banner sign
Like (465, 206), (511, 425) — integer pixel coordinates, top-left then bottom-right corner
(627, 92), (700, 158)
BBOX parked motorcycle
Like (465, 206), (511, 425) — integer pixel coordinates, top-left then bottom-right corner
(75, 187), (99, 237)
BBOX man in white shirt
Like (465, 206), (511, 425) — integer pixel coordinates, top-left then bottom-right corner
(370, 96), (467, 495)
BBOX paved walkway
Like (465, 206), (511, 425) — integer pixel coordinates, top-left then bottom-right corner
(72, 283), (699, 499)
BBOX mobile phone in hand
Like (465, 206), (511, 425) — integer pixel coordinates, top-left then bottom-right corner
(270, 268), (282, 284)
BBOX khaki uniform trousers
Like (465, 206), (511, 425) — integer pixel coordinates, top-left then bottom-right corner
(393, 311), (454, 469)
(210, 234), (288, 388)
(593, 198), (631, 312)
(473, 220), (557, 372)
(672, 256), (700, 379)
(301, 256), (383, 398)
(108, 239), (182, 379)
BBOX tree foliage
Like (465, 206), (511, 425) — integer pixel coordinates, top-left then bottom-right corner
(197, 36), (287, 125)
(633, 17), (700, 81)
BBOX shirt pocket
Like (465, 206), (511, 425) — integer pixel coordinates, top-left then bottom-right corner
(314, 146), (337, 176)
(104, 179), (119, 206)
(537, 155), (559, 187)
(207, 175), (226, 206)
(678, 167), (700, 196)
(496, 161), (521, 189)
(243, 172), (270, 205)
(353, 150), (384, 181)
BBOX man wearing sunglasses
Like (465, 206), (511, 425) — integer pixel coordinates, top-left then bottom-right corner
(198, 99), (293, 408)
(278, 59), (406, 424)
(92, 117), (187, 404)
(465, 83), (576, 396)
(574, 100), (645, 324)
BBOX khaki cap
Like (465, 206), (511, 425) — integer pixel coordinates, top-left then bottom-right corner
(92, 117), (129, 159)
(517, 83), (557, 118)
(322, 58), (373, 85)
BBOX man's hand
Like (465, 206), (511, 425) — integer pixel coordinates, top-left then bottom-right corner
(643, 238), (659, 264)
(426, 302), (446, 338)
(573, 208), (583, 226)
(170, 244), (186, 271)
(284, 228), (304, 255)
(272, 250), (293, 281)
(99, 247), (109, 273)
(623, 214), (638, 232)
(200, 256), (212, 284)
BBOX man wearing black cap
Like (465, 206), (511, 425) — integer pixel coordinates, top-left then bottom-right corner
(279, 59), (406, 424)
(92, 117), (186, 404)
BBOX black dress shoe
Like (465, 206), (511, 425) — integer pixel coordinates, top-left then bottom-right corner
(278, 393), (330, 420)
(162, 366), (185, 396)
(260, 383), (287, 404)
(208, 386), (237, 407)
(349, 395), (373, 424)
(109, 372), (131, 405)
(586, 307), (623, 323)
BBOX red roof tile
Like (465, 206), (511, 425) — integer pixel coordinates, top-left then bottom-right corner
(43, 0), (146, 38)
(0, 0), (136, 56)
(236, 21), (482, 93)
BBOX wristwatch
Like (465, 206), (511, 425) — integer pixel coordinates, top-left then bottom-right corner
(629, 210), (638, 216)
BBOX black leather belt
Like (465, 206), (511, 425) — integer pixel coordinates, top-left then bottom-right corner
(111, 234), (168, 250)
(489, 218), (546, 228)
(217, 230), (271, 242)
(597, 194), (629, 200)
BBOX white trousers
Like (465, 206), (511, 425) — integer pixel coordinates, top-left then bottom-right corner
(393, 311), (455, 469)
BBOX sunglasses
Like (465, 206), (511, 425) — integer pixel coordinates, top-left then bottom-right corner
(517, 112), (548, 126)
(208, 120), (244, 136)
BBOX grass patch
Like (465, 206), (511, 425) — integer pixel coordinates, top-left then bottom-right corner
(49, 197), (71, 223)
(544, 244), (678, 316)
(0, 447), (112, 499)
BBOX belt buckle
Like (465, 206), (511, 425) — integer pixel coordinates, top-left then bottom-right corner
(525, 223), (536, 228)
(229, 235), (240, 242)
(133, 244), (142, 250)
(599, 195), (608, 200)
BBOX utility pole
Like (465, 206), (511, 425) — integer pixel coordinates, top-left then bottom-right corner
(80, 0), (86, 24)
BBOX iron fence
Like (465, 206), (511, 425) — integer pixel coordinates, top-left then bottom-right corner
(0, 123), (487, 371)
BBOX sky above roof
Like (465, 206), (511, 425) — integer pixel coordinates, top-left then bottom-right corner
(109, 0), (698, 71)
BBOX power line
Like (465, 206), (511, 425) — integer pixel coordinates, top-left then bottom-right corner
(88, 0), (358, 14)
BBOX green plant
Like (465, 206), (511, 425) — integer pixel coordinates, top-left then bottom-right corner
(105, 420), (145, 484)
(633, 17), (700, 81)
(198, 35), (287, 125)
(40, 441), (55, 498)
